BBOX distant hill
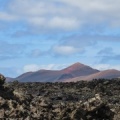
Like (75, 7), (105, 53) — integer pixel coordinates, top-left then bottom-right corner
(8, 62), (99, 82)
(5, 62), (120, 82)
(6, 77), (14, 82)
(64, 69), (120, 82)
(62, 62), (99, 77)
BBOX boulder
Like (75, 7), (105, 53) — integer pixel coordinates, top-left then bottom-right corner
(0, 74), (5, 85)
(0, 109), (5, 118)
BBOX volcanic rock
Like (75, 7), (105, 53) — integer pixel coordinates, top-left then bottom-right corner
(0, 74), (5, 85)
(0, 76), (120, 119)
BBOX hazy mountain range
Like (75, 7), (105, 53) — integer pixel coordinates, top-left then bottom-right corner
(6, 62), (120, 82)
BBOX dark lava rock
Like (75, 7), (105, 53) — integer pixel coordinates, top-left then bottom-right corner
(1, 77), (120, 119)
(0, 74), (5, 85)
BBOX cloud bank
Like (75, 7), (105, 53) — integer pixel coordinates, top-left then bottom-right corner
(1, 0), (120, 31)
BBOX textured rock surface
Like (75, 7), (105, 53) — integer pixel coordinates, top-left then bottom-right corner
(0, 74), (5, 85)
(1, 78), (120, 119)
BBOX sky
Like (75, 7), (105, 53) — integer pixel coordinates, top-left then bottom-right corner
(0, 0), (120, 77)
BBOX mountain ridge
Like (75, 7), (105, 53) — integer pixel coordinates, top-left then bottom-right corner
(5, 62), (120, 82)
(64, 69), (120, 82)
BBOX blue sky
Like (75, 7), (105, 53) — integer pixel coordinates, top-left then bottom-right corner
(0, 0), (120, 77)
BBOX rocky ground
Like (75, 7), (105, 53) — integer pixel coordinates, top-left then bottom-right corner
(1, 75), (120, 119)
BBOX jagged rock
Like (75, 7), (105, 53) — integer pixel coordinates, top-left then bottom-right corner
(0, 109), (5, 118)
(13, 88), (25, 98)
(70, 94), (114, 120)
(0, 97), (6, 108)
(0, 74), (5, 85)
(1, 78), (120, 119)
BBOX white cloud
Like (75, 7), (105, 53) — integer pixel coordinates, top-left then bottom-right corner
(0, 12), (17, 21)
(28, 17), (46, 27)
(92, 64), (120, 71)
(23, 63), (69, 72)
(52, 45), (80, 56)
(23, 64), (40, 72)
(48, 17), (79, 30)
(28, 17), (79, 30)
(1, 0), (120, 30)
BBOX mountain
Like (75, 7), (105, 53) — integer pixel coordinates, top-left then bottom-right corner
(6, 77), (14, 82)
(12, 62), (99, 82)
(16, 70), (62, 82)
(62, 62), (99, 77)
(6, 62), (120, 82)
(64, 69), (120, 82)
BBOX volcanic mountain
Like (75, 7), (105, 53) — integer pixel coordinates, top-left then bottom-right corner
(62, 62), (99, 76)
(12, 62), (99, 82)
(6, 77), (14, 82)
(6, 62), (120, 82)
(64, 69), (120, 82)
